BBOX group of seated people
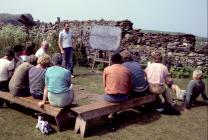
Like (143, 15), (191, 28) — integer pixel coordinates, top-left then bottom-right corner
(0, 41), (74, 108)
(0, 43), (207, 112)
(103, 50), (208, 111)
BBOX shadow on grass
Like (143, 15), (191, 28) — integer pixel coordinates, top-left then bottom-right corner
(1, 102), (77, 134)
(85, 109), (161, 137)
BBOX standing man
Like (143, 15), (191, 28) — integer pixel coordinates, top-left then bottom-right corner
(58, 22), (75, 78)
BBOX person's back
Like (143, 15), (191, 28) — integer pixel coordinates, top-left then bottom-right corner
(46, 66), (70, 94)
(29, 55), (50, 99)
(145, 62), (169, 85)
(145, 51), (174, 106)
(29, 66), (46, 98)
(9, 55), (37, 96)
(0, 48), (15, 91)
(0, 58), (12, 82)
(103, 53), (131, 103)
(8, 45), (24, 78)
(121, 50), (148, 95)
(104, 64), (131, 94)
(38, 53), (74, 108)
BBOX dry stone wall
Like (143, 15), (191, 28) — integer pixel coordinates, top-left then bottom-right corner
(2, 18), (206, 70)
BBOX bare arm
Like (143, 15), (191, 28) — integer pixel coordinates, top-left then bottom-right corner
(58, 35), (64, 54)
(38, 86), (48, 108)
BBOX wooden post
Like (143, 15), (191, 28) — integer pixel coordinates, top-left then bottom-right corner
(74, 116), (87, 138)
(91, 50), (112, 70)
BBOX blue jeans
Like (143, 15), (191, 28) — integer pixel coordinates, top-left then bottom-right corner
(62, 47), (73, 75)
(104, 94), (128, 103)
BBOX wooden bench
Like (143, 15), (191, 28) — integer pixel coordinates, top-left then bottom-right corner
(71, 94), (156, 137)
(0, 91), (71, 131)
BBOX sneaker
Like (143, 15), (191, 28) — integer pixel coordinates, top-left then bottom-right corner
(71, 75), (75, 78)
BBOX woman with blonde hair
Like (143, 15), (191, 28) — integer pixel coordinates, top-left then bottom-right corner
(29, 54), (51, 99)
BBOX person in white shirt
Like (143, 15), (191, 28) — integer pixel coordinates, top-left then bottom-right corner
(0, 48), (15, 91)
(35, 40), (49, 58)
(58, 23), (75, 78)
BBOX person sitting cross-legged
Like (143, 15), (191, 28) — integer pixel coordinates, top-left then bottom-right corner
(38, 53), (74, 108)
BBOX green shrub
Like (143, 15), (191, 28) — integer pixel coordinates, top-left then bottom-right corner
(170, 67), (193, 78)
(170, 67), (208, 79)
(0, 25), (28, 56)
(74, 41), (88, 66)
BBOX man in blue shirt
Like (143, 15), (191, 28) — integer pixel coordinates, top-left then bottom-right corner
(121, 50), (148, 96)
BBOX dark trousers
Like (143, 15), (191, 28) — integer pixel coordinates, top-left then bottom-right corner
(62, 47), (74, 75)
(0, 80), (9, 92)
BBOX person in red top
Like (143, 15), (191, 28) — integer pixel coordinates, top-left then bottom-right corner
(103, 53), (131, 103)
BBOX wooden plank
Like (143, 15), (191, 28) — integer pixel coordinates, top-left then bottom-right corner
(0, 91), (62, 117)
(71, 94), (156, 120)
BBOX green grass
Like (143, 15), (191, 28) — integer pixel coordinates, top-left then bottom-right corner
(72, 67), (104, 94)
(0, 66), (207, 140)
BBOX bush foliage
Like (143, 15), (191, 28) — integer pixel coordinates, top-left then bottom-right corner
(0, 25), (28, 56)
(170, 67), (208, 79)
(0, 25), (88, 66)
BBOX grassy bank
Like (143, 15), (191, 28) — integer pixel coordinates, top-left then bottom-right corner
(0, 66), (207, 140)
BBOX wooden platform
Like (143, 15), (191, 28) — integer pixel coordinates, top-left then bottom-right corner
(0, 91), (71, 131)
(71, 94), (156, 137)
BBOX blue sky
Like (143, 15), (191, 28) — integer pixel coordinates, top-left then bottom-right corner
(0, 0), (207, 37)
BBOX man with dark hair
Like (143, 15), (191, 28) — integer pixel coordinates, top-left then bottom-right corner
(103, 53), (131, 103)
(103, 53), (131, 131)
(8, 44), (24, 78)
(58, 22), (75, 78)
(121, 50), (148, 96)
(0, 48), (15, 91)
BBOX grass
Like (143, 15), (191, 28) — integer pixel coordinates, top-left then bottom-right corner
(0, 66), (208, 140)
(72, 66), (104, 94)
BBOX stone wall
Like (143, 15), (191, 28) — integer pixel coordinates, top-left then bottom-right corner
(7, 18), (207, 70)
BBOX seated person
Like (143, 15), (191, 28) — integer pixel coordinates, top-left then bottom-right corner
(20, 41), (36, 61)
(0, 48), (15, 91)
(29, 54), (51, 99)
(121, 50), (148, 96)
(103, 53), (131, 103)
(38, 53), (74, 108)
(148, 52), (183, 99)
(8, 44), (24, 78)
(9, 55), (38, 96)
(183, 69), (208, 111)
(35, 40), (49, 58)
(165, 77), (185, 100)
(145, 51), (175, 106)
